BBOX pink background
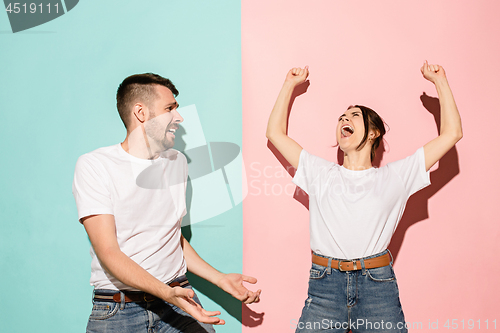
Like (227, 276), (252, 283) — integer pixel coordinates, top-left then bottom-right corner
(242, 1), (500, 332)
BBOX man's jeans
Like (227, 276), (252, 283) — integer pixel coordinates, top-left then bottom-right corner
(295, 250), (408, 333)
(86, 276), (215, 333)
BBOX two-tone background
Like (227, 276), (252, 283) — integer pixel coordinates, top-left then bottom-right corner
(1, 1), (499, 332)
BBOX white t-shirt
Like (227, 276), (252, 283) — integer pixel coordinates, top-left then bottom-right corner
(293, 147), (430, 260)
(72, 144), (188, 291)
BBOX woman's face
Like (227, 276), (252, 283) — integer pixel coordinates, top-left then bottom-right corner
(336, 107), (366, 152)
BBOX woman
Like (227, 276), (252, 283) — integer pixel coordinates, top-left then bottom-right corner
(266, 63), (462, 333)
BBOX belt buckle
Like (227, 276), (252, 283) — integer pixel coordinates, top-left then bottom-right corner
(143, 293), (155, 302)
(338, 260), (350, 271)
(338, 260), (357, 271)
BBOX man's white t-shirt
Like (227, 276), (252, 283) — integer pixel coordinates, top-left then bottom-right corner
(293, 147), (431, 260)
(72, 144), (188, 291)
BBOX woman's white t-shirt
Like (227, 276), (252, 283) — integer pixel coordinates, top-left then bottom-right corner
(293, 147), (431, 260)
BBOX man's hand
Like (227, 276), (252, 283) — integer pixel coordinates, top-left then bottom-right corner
(164, 286), (226, 325)
(180, 235), (261, 306)
(421, 61), (446, 84)
(285, 66), (309, 87)
(217, 273), (261, 304)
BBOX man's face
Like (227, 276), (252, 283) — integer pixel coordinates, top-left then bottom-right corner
(144, 85), (183, 151)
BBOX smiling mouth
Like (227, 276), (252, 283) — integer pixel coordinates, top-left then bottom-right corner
(167, 127), (177, 138)
(341, 125), (354, 137)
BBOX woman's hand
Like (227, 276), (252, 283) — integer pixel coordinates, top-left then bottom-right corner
(285, 66), (309, 87)
(421, 61), (446, 84)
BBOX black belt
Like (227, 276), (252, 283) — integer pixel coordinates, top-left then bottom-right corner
(93, 275), (189, 303)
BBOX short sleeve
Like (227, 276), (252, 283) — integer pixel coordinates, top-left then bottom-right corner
(387, 147), (431, 196)
(292, 149), (334, 195)
(72, 155), (114, 222)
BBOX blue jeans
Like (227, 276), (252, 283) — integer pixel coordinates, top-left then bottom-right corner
(86, 276), (215, 333)
(295, 250), (408, 333)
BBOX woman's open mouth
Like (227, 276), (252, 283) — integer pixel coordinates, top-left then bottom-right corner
(341, 124), (354, 138)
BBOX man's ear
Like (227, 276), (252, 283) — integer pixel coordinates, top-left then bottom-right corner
(132, 103), (146, 123)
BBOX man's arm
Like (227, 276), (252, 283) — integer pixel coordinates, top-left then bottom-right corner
(181, 234), (261, 304)
(83, 214), (224, 325)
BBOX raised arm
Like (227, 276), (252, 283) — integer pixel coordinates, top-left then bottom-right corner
(421, 61), (463, 171)
(266, 66), (309, 169)
(83, 214), (224, 325)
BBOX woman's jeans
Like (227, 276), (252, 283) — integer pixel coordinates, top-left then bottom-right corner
(296, 250), (408, 333)
(86, 276), (215, 333)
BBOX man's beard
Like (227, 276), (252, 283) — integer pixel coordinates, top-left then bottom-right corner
(145, 116), (174, 152)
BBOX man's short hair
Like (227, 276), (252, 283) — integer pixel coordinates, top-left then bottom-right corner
(116, 73), (179, 129)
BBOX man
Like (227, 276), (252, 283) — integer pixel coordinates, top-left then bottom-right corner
(72, 73), (260, 332)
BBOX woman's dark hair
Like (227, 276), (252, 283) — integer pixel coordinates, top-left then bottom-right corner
(116, 73), (179, 129)
(349, 105), (386, 162)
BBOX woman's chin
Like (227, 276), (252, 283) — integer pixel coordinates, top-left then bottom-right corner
(338, 142), (354, 152)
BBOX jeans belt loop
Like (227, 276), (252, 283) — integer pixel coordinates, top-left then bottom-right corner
(120, 291), (126, 310)
(387, 249), (394, 265)
(360, 257), (366, 275)
(327, 257), (332, 274)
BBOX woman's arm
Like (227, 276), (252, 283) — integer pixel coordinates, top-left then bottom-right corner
(421, 61), (463, 171)
(266, 67), (309, 169)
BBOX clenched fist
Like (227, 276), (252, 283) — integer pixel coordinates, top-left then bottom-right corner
(285, 66), (309, 87)
(421, 61), (446, 84)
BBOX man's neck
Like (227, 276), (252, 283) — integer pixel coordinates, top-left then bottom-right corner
(121, 135), (161, 160)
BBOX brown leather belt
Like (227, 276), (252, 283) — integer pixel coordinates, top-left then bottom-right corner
(93, 276), (189, 303)
(312, 252), (391, 271)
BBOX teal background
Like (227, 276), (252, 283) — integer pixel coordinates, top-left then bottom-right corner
(0, 1), (242, 332)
